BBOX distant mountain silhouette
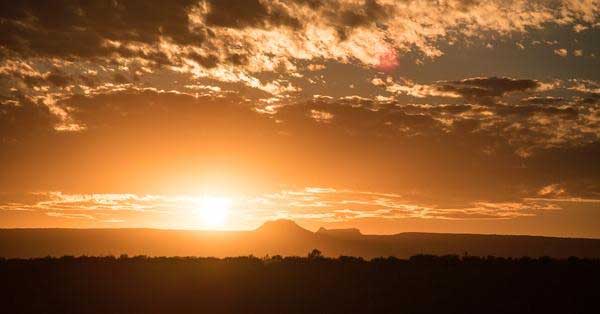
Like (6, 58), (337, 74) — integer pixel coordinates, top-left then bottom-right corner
(256, 219), (313, 236)
(316, 227), (362, 239)
(1, 220), (600, 258)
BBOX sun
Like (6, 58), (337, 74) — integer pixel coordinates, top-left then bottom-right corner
(198, 196), (231, 229)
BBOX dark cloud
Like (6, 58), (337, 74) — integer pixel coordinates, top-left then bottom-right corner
(46, 72), (71, 87)
(402, 104), (472, 115)
(0, 0), (305, 73)
(0, 0), (203, 60)
(339, 0), (388, 28)
(78, 74), (98, 87)
(579, 95), (600, 105)
(226, 53), (249, 66)
(205, 0), (301, 29)
(2, 72), (45, 89)
(0, 96), (56, 143)
(187, 52), (220, 68)
(0, 67), (71, 89)
(331, 0), (390, 39)
(495, 104), (578, 118)
(520, 96), (566, 105)
(570, 83), (600, 104)
(112, 73), (129, 84)
(293, 0), (324, 9)
(275, 99), (445, 139)
(437, 77), (540, 102)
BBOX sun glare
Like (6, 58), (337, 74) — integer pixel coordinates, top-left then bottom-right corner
(199, 196), (231, 229)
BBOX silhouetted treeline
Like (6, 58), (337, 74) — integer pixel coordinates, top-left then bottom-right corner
(2, 253), (599, 314)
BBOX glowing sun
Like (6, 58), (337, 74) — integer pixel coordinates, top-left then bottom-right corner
(199, 196), (231, 229)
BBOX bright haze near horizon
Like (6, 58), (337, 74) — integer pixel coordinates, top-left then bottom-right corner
(1, 0), (599, 238)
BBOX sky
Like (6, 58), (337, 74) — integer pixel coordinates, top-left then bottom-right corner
(0, 0), (599, 237)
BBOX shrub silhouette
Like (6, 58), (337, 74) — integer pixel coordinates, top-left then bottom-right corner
(308, 248), (323, 259)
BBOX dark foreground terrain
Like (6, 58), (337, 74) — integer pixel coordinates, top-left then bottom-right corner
(2, 254), (599, 314)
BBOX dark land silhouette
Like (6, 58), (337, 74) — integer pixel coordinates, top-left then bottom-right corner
(1, 220), (600, 258)
(3, 220), (600, 313)
(2, 254), (599, 313)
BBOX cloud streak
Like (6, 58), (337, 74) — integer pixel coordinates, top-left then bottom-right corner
(0, 187), (572, 227)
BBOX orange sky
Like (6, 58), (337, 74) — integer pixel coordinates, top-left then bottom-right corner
(0, 0), (599, 237)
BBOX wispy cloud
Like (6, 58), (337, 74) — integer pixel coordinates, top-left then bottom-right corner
(0, 187), (580, 227)
(249, 187), (563, 222)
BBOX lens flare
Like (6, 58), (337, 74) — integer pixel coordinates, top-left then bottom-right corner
(376, 49), (399, 72)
